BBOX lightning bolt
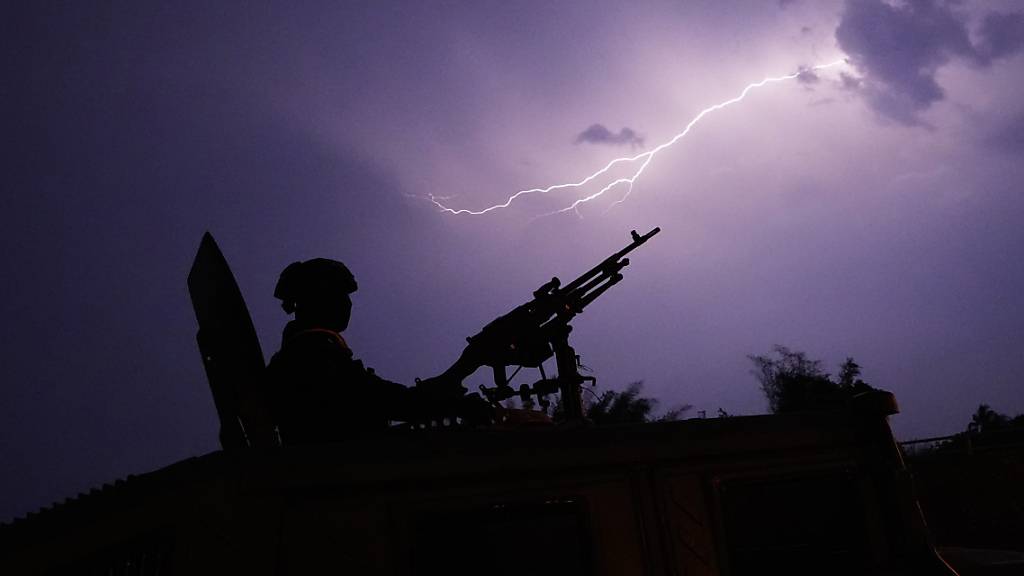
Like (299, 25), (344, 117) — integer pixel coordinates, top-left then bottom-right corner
(430, 59), (847, 217)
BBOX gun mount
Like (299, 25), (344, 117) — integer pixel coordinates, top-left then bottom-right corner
(431, 227), (660, 421)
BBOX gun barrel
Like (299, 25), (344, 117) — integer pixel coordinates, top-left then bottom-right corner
(560, 227), (660, 295)
(576, 273), (623, 310)
(568, 261), (627, 308)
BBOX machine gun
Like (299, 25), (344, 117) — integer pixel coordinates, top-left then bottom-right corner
(427, 227), (660, 421)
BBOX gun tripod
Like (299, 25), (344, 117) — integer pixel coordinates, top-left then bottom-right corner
(479, 324), (596, 422)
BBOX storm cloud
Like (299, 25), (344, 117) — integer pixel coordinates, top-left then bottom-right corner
(796, 68), (820, 85)
(836, 0), (1024, 125)
(987, 112), (1024, 154)
(575, 124), (645, 148)
(976, 11), (1024, 64)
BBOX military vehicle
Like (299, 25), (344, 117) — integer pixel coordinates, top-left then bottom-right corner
(1, 231), (959, 575)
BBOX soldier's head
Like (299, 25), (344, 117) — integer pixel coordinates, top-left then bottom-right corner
(274, 258), (358, 331)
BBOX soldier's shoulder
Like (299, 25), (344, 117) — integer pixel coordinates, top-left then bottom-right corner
(284, 329), (353, 357)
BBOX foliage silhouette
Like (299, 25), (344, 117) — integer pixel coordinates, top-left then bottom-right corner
(533, 381), (689, 424)
(969, 403), (1011, 434)
(585, 382), (691, 425)
(749, 346), (873, 414)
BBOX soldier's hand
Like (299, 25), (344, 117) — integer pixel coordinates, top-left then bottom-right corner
(408, 379), (494, 427)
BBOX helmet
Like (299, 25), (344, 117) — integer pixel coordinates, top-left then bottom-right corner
(274, 258), (357, 314)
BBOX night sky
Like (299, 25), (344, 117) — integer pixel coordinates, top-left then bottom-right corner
(3, 1), (1023, 522)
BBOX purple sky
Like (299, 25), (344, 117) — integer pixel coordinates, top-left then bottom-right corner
(3, 1), (1023, 522)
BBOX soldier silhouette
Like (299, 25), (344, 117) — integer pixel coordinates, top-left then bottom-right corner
(266, 258), (490, 445)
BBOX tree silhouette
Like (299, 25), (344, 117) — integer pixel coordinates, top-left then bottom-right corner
(544, 381), (690, 424)
(749, 346), (873, 414)
(837, 358), (863, 388)
(969, 404), (1010, 433)
(585, 381), (691, 424)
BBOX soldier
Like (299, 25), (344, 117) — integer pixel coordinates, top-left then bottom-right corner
(266, 258), (488, 445)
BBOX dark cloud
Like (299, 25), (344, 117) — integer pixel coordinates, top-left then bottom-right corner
(986, 112), (1024, 154)
(574, 123), (645, 148)
(836, 0), (972, 124)
(796, 67), (820, 85)
(976, 11), (1024, 64)
(835, 1), (1024, 125)
(839, 72), (862, 91)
